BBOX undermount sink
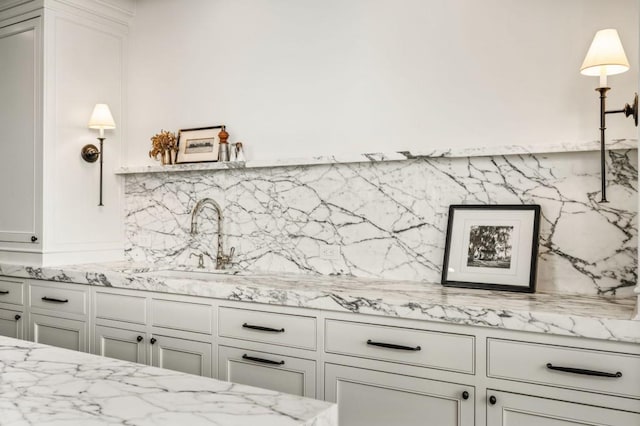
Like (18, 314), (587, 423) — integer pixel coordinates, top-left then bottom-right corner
(138, 269), (242, 280)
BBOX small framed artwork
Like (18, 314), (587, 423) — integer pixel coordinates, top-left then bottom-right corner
(441, 204), (541, 293)
(175, 126), (223, 164)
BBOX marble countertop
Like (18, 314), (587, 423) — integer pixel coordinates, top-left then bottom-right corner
(1, 261), (638, 344)
(0, 336), (336, 425)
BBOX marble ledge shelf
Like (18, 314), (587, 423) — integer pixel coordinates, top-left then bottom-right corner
(115, 139), (638, 175)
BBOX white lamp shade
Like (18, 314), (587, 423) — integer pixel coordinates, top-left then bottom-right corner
(580, 29), (630, 77)
(88, 103), (116, 130)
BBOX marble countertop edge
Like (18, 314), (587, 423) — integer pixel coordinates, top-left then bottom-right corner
(114, 139), (638, 175)
(1, 261), (638, 344)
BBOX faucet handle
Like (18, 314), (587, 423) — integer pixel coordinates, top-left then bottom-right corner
(189, 252), (205, 269)
(229, 246), (235, 260)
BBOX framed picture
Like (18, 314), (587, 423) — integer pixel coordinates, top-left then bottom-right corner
(175, 126), (223, 164)
(441, 204), (541, 293)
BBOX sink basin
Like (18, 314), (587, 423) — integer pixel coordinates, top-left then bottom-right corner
(138, 269), (242, 280)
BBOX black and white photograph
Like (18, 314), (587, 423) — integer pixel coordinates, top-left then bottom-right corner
(466, 225), (514, 269)
(175, 126), (223, 163)
(442, 205), (541, 293)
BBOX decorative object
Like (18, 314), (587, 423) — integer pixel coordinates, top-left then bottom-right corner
(234, 142), (246, 162)
(580, 28), (638, 203)
(176, 126), (224, 164)
(149, 130), (178, 165)
(217, 126), (230, 162)
(82, 103), (116, 206)
(441, 205), (541, 293)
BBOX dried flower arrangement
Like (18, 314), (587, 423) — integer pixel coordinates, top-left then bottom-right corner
(149, 130), (178, 165)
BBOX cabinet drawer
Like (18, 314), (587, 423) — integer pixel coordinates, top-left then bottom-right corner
(487, 338), (640, 398)
(151, 298), (212, 334)
(219, 307), (316, 350)
(0, 278), (23, 305)
(218, 345), (316, 398)
(95, 291), (146, 324)
(29, 284), (87, 316)
(325, 319), (474, 374)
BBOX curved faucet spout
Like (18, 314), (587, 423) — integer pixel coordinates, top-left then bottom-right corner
(190, 198), (233, 269)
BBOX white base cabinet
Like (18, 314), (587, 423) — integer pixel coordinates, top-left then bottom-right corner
(486, 390), (640, 426)
(218, 345), (316, 398)
(94, 324), (146, 364)
(325, 363), (474, 426)
(0, 309), (23, 339)
(151, 334), (212, 377)
(30, 313), (87, 352)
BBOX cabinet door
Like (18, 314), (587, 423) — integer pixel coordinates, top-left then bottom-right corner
(218, 345), (316, 398)
(325, 363), (474, 426)
(0, 309), (24, 339)
(94, 325), (146, 365)
(150, 334), (212, 377)
(0, 18), (41, 244)
(486, 390), (640, 426)
(29, 313), (87, 352)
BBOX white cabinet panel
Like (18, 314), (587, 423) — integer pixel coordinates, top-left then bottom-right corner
(0, 278), (24, 305)
(218, 345), (316, 398)
(0, 309), (23, 339)
(95, 325), (146, 364)
(151, 298), (212, 334)
(95, 291), (146, 325)
(486, 390), (640, 426)
(325, 363), (474, 426)
(29, 283), (87, 316)
(151, 334), (212, 377)
(0, 17), (40, 244)
(29, 313), (87, 352)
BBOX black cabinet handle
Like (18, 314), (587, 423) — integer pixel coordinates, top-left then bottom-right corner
(242, 323), (285, 333)
(0, 290), (9, 295)
(14, 314), (21, 321)
(41, 296), (69, 303)
(366, 339), (421, 351)
(489, 395), (497, 405)
(546, 363), (622, 378)
(462, 391), (469, 400)
(150, 337), (157, 345)
(31, 236), (38, 243)
(136, 336), (143, 343)
(242, 354), (285, 365)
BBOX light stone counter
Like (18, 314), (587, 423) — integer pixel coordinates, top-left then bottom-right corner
(0, 336), (337, 425)
(0, 261), (638, 344)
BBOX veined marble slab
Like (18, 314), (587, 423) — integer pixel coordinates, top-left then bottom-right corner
(0, 336), (337, 426)
(0, 262), (638, 344)
(116, 139), (637, 175)
(124, 147), (638, 297)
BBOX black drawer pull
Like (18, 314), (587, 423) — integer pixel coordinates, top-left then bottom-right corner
(462, 391), (469, 400)
(0, 290), (9, 295)
(136, 336), (143, 343)
(489, 395), (497, 405)
(150, 337), (157, 345)
(14, 314), (21, 321)
(367, 339), (421, 351)
(242, 354), (285, 366)
(41, 296), (69, 303)
(546, 363), (622, 378)
(242, 323), (285, 333)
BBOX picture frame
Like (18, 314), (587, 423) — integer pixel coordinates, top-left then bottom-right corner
(441, 204), (541, 293)
(175, 126), (224, 164)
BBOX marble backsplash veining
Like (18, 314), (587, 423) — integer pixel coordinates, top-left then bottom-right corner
(125, 148), (638, 297)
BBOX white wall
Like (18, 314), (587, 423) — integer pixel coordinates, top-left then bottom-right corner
(126, 0), (639, 163)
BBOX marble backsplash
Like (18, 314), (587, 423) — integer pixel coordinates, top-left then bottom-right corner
(124, 148), (638, 297)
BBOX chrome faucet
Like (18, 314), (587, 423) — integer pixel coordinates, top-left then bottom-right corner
(190, 198), (235, 269)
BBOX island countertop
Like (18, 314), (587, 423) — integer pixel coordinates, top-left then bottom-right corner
(0, 261), (638, 344)
(0, 336), (337, 425)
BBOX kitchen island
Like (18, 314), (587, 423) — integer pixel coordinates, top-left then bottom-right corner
(0, 336), (337, 425)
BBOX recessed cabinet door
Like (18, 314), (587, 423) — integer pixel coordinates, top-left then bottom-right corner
(0, 309), (23, 339)
(29, 313), (87, 352)
(150, 334), (212, 377)
(0, 18), (40, 244)
(325, 363), (474, 426)
(486, 390), (640, 426)
(218, 345), (316, 398)
(94, 325), (146, 365)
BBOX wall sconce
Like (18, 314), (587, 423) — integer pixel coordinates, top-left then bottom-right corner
(82, 103), (116, 206)
(580, 29), (638, 203)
